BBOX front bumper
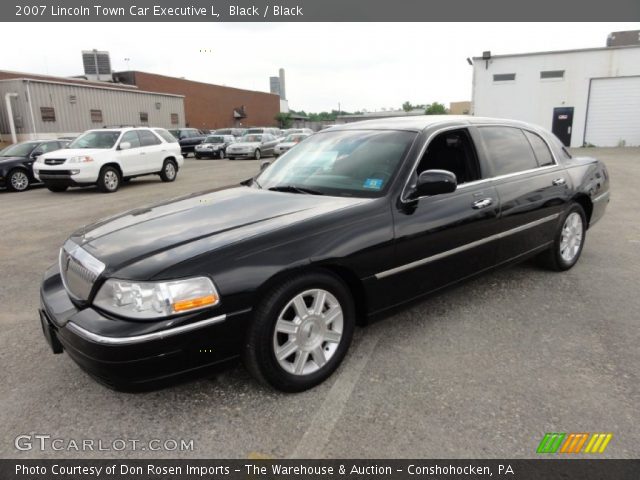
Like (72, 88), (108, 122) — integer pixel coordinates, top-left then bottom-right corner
(227, 151), (254, 158)
(39, 264), (250, 390)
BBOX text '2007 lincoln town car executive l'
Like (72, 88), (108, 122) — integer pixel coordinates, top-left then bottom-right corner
(39, 116), (610, 392)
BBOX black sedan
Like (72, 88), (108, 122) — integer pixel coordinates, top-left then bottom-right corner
(39, 116), (609, 392)
(0, 139), (69, 192)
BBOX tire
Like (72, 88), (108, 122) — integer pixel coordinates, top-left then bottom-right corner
(227, 156), (235, 160)
(254, 149), (261, 160)
(539, 203), (587, 271)
(7, 169), (30, 192)
(195, 153), (201, 159)
(46, 185), (68, 192)
(97, 166), (121, 193)
(218, 149), (225, 159)
(160, 159), (178, 182)
(243, 271), (355, 392)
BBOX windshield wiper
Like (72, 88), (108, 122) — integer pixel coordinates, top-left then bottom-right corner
(268, 185), (324, 195)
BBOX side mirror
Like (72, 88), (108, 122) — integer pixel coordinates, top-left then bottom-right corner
(260, 160), (271, 171)
(119, 141), (131, 151)
(31, 150), (43, 158)
(414, 169), (457, 197)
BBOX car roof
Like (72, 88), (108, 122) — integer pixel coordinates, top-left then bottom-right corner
(324, 115), (542, 133)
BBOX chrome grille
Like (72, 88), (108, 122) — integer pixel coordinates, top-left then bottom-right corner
(45, 158), (66, 165)
(59, 241), (105, 301)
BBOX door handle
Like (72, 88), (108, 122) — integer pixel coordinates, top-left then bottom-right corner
(472, 198), (493, 209)
(552, 178), (566, 186)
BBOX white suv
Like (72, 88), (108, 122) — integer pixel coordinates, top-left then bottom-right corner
(33, 127), (184, 193)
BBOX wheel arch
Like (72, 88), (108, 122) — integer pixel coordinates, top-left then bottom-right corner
(100, 162), (123, 177)
(254, 263), (369, 326)
(572, 193), (593, 228)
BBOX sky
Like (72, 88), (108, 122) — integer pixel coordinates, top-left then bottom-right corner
(1, 22), (638, 113)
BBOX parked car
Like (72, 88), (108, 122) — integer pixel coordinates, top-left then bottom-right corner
(168, 128), (207, 157)
(33, 127), (184, 193)
(285, 128), (314, 136)
(274, 133), (312, 157)
(246, 127), (280, 137)
(37, 116), (609, 392)
(0, 139), (69, 192)
(226, 133), (279, 160)
(194, 135), (236, 159)
(213, 128), (246, 138)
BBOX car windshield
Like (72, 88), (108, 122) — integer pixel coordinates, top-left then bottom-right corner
(204, 136), (225, 144)
(214, 129), (231, 135)
(240, 135), (263, 143)
(68, 131), (120, 149)
(257, 130), (416, 198)
(0, 142), (39, 157)
(284, 134), (308, 143)
(247, 129), (263, 134)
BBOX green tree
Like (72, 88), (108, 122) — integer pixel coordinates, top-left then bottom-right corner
(275, 112), (293, 128)
(425, 102), (447, 115)
(402, 101), (414, 112)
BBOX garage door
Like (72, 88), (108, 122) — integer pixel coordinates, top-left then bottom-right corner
(585, 76), (640, 147)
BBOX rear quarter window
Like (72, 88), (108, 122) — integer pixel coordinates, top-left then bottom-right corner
(155, 129), (178, 143)
(523, 130), (555, 167)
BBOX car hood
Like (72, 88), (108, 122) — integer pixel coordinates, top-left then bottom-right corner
(277, 142), (296, 147)
(69, 186), (369, 273)
(0, 155), (26, 164)
(40, 148), (110, 159)
(228, 142), (260, 148)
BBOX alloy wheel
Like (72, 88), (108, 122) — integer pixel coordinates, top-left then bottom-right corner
(165, 162), (176, 180)
(560, 212), (583, 262)
(272, 289), (343, 376)
(10, 171), (29, 191)
(104, 170), (119, 191)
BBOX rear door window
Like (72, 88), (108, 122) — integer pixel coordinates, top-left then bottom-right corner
(120, 131), (141, 149)
(478, 126), (538, 176)
(139, 130), (162, 147)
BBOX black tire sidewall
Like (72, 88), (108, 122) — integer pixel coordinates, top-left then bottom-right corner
(552, 203), (587, 270)
(160, 160), (177, 182)
(98, 166), (120, 193)
(245, 271), (355, 392)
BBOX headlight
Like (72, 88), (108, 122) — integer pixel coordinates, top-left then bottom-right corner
(94, 277), (219, 320)
(68, 156), (94, 163)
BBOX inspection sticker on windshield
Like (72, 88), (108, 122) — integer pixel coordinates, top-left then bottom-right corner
(363, 178), (384, 190)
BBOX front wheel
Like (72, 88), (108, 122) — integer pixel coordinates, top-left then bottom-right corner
(160, 159), (177, 182)
(97, 166), (121, 193)
(195, 153), (202, 159)
(254, 149), (261, 160)
(243, 271), (355, 392)
(218, 149), (225, 159)
(7, 169), (30, 192)
(539, 203), (586, 271)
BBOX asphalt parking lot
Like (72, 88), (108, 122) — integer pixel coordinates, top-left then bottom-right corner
(0, 148), (638, 459)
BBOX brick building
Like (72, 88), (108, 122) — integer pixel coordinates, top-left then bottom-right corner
(113, 71), (280, 130)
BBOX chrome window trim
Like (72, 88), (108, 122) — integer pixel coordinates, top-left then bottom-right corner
(374, 213), (559, 279)
(66, 314), (227, 345)
(400, 123), (560, 203)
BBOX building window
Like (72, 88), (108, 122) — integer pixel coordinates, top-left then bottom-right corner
(540, 70), (565, 80)
(90, 109), (103, 123)
(140, 112), (149, 123)
(171, 113), (179, 125)
(40, 107), (56, 122)
(493, 73), (516, 82)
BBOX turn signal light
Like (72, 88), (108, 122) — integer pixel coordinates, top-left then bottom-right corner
(173, 294), (218, 313)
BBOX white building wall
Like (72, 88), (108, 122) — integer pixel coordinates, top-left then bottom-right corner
(472, 46), (640, 147)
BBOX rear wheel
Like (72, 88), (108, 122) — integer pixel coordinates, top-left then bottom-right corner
(7, 169), (29, 192)
(97, 166), (121, 193)
(218, 149), (225, 159)
(254, 149), (261, 160)
(243, 271), (355, 392)
(160, 159), (177, 182)
(195, 153), (201, 159)
(539, 203), (586, 271)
